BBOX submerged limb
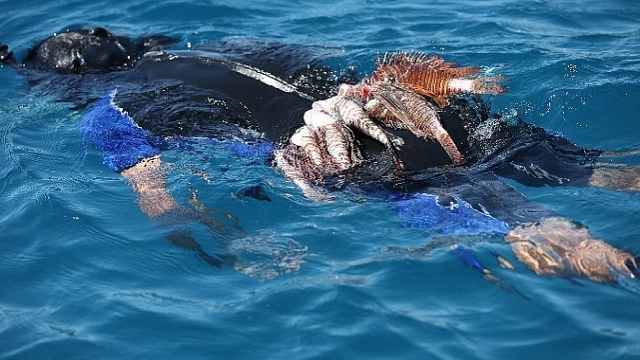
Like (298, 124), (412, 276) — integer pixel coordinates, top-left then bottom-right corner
(121, 156), (308, 273)
(167, 231), (236, 268)
(450, 244), (530, 300)
(505, 217), (637, 283)
(120, 156), (236, 235)
(121, 155), (238, 266)
(121, 155), (180, 217)
(588, 165), (640, 192)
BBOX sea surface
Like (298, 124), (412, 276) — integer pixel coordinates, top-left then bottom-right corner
(1, 0), (640, 359)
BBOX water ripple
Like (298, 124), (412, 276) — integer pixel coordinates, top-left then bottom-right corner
(2, 0), (640, 358)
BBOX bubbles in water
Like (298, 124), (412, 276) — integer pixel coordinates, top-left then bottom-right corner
(564, 62), (578, 79)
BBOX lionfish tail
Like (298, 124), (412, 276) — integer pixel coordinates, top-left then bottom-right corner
(447, 75), (507, 95)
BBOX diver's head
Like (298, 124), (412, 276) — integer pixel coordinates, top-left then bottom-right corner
(25, 27), (137, 74)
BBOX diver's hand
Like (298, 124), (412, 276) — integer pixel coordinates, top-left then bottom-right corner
(505, 217), (638, 283)
(0, 44), (16, 66)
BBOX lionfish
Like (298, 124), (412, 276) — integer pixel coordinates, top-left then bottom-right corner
(339, 51), (506, 165)
(366, 81), (466, 165)
(369, 51), (506, 107)
(275, 52), (507, 193)
(273, 116), (363, 200)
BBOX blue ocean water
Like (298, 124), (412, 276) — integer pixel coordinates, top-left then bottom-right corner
(1, 0), (640, 358)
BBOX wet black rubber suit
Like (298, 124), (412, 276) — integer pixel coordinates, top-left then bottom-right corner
(0, 26), (604, 229)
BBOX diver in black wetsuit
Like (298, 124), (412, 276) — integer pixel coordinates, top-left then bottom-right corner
(2, 27), (639, 283)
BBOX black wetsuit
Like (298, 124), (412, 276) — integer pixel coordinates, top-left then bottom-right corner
(1, 28), (601, 226)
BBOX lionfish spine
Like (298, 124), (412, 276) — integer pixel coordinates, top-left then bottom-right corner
(405, 96), (465, 165)
(376, 51), (433, 67)
(372, 83), (465, 165)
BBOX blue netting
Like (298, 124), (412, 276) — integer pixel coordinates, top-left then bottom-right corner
(200, 138), (275, 160)
(392, 193), (510, 236)
(79, 90), (160, 172)
(161, 137), (276, 162)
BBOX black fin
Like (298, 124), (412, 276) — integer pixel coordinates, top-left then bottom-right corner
(236, 185), (272, 202)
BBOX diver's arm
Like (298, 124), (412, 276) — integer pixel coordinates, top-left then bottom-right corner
(120, 155), (180, 217)
(483, 175), (639, 283)
(120, 155), (236, 267)
(588, 165), (640, 192)
(418, 173), (639, 284)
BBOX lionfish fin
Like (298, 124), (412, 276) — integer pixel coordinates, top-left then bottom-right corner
(373, 52), (506, 107)
(404, 84), (448, 107)
(447, 66), (481, 77)
(373, 89), (411, 124)
(372, 87), (426, 137)
(403, 84), (437, 101)
(379, 52), (475, 73)
(447, 75), (507, 95)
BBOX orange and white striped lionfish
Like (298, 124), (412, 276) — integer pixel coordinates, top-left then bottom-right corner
(275, 51), (506, 190)
(340, 51), (506, 165)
